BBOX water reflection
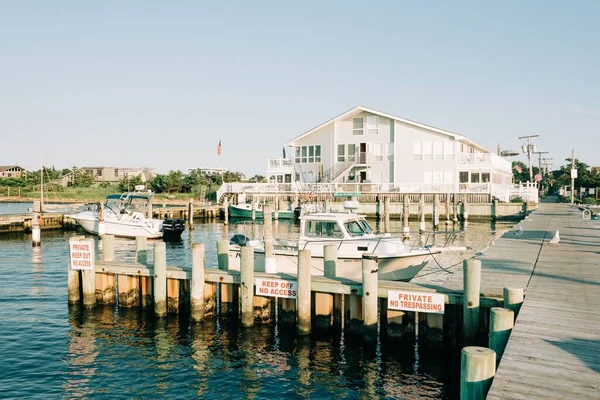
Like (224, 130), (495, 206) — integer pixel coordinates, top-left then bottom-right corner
(64, 311), (98, 398)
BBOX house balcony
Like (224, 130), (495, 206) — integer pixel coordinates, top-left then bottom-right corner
(268, 158), (293, 168)
(458, 153), (491, 164)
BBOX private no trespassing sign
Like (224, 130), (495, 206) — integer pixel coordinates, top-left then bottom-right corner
(388, 290), (445, 314)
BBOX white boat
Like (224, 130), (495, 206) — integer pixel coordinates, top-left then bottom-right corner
(67, 191), (185, 239)
(227, 204), (438, 282)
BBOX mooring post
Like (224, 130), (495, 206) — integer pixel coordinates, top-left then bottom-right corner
(80, 239), (96, 308)
(452, 194), (458, 222)
(419, 195), (426, 233)
(98, 203), (105, 237)
(274, 195), (279, 220)
(217, 240), (229, 271)
(463, 259), (482, 345)
(445, 194), (451, 225)
(67, 235), (85, 304)
(96, 234), (116, 304)
(135, 236), (147, 264)
(362, 253), (378, 342)
(463, 196), (469, 221)
(297, 249), (311, 335)
(191, 242), (205, 322)
(154, 242), (167, 317)
(403, 196), (410, 238)
(188, 198), (194, 229)
(32, 200), (41, 247)
(503, 287), (524, 320)
(489, 307), (514, 365)
(263, 204), (276, 273)
(433, 194), (439, 229)
(324, 244), (337, 278)
(251, 196), (257, 222)
(377, 196), (384, 223)
(492, 198), (498, 221)
(223, 196), (229, 225)
(460, 346), (496, 400)
(384, 196), (390, 232)
(241, 246), (255, 327)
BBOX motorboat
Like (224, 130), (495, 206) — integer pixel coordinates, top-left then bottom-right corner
(67, 191), (185, 240)
(228, 202), (294, 219)
(227, 202), (438, 281)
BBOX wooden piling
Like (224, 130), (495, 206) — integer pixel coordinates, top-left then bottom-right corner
(433, 194), (439, 229)
(488, 307), (514, 365)
(191, 243), (205, 322)
(188, 198), (194, 229)
(118, 274), (139, 307)
(503, 287), (524, 318)
(378, 196), (384, 223)
(263, 204), (276, 273)
(463, 259), (482, 345)
(217, 240), (229, 271)
(445, 194), (451, 225)
(323, 244), (337, 278)
(97, 235), (116, 304)
(460, 347), (496, 400)
(98, 203), (105, 237)
(136, 236), (147, 264)
(80, 239), (96, 308)
(463, 197), (469, 221)
(241, 246), (254, 327)
(251, 196), (257, 222)
(419, 195), (426, 232)
(67, 235), (84, 305)
(384, 196), (390, 232)
(223, 196), (229, 225)
(403, 196), (410, 238)
(362, 253), (378, 341)
(297, 249), (311, 335)
(273, 195), (279, 220)
(154, 242), (167, 317)
(167, 278), (180, 313)
(452, 194), (458, 222)
(492, 199), (498, 221)
(32, 200), (41, 247)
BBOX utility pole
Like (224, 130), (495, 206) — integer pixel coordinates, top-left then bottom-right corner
(518, 135), (539, 183)
(570, 149), (576, 204)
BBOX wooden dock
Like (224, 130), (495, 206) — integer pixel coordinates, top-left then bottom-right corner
(487, 201), (600, 399)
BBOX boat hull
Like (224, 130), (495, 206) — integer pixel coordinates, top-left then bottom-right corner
(228, 205), (294, 219)
(227, 247), (431, 281)
(69, 213), (163, 239)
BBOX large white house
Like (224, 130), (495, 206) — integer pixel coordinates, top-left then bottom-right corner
(266, 106), (513, 198)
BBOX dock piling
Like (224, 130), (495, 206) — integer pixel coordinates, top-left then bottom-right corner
(323, 244), (337, 278)
(217, 240), (229, 271)
(263, 204), (276, 273)
(433, 194), (439, 229)
(32, 200), (41, 247)
(241, 246), (255, 327)
(191, 243), (205, 322)
(488, 307), (514, 365)
(223, 197), (229, 225)
(103, 234), (115, 261)
(362, 253), (378, 341)
(384, 196), (390, 232)
(98, 203), (105, 237)
(154, 242), (167, 317)
(81, 239), (96, 308)
(419, 195), (426, 232)
(503, 287), (524, 318)
(460, 346), (496, 400)
(445, 194), (451, 225)
(67, 235), (85, 304)
(188, 198), (194, 229)
(463, 259), (481, 345)
(403, 196), (410, 238)
(135, 236), (147, 264)
(297, 249), (312, 335)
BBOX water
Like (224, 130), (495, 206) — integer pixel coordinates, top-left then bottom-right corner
(0, 201), (32, 215)
(0, 205), (514, 398)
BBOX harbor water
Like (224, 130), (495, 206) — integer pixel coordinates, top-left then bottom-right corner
(0, 204), (514, 398)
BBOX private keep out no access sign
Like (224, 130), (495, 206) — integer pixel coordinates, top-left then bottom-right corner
(388, 290), (445, 314)
(69, 239), (95, 271)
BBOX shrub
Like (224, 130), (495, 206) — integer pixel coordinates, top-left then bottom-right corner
(510, 197), (524, 203)
(582, 197), (597, 205)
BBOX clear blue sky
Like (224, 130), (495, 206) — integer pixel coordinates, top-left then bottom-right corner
(1, 1), (598, 175)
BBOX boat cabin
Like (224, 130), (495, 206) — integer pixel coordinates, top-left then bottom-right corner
(299, 213), (376, 241)
(104, 192), (153, 216)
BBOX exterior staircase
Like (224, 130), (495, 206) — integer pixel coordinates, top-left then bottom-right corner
(319, 160), (356, 183)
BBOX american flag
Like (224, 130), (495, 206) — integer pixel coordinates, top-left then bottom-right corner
(217, 140), (222, 156)
(514, 164), (522, 173)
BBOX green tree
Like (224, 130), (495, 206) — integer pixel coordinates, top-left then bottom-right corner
(151, 174), (167, 193)
(118, 174), (143, 192)
(72, 169), (94, 187)
(248, 174), (266, 183)
(164, 170), (185, 193)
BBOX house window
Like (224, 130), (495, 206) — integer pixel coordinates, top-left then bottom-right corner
(302, 146), (307, 163)
(277, 175), (283, 183)
(471, 173), (480, 183)
(295, 147), (301, 163)
(374, 143), (384, 161)
(337, 144), (345, 162)
(315, 145), (321, 162)
(459, 171), (469, 183)
(433, 141), (444, 160)
(413, 141), (423, 160)
(347, 144), (356, 161)
(353, 118), (364, 135)
(366, 115), (378, 135)
(481, 173), (490, 183)
(308, 146), (315, 163)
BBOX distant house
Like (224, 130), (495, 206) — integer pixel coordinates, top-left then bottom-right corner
(0, 165), (26, 179)
(189, 167), (228, 177)
(53, 166), (156, 187)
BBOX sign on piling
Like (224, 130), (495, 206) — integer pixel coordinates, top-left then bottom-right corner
(255, 278), (297, 298)
(388, 290), (445, 314)
(69, 240), (95, 271)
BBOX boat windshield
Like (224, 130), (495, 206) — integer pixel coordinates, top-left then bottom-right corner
(345, 220), (366, 237)
(304, 220), (344, 238)
(359, 219), (374, 234)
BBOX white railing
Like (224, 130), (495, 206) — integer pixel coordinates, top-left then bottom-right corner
(458, 153), (491, 164)
(507, 184), (539, 203)
(267, 158), (293, 168)
(458, 183), (491, 193)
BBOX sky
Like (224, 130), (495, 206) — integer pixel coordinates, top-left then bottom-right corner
(1, 1), (599, 175)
